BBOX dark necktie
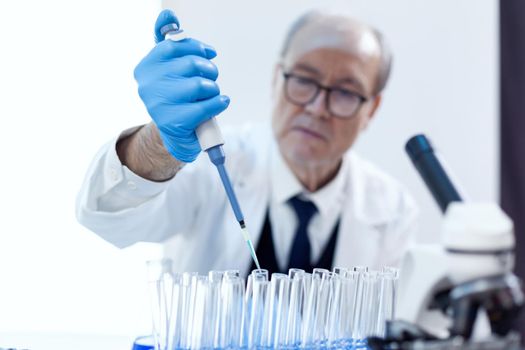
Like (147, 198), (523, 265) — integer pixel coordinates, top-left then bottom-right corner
(286, 196), (318, 272)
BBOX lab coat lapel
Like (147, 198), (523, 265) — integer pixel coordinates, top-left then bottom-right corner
(332, 152), (388, 270)
(332, 208), (382, 269)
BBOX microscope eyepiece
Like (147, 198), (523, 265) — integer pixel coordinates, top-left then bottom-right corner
(406, 134), (462, 213)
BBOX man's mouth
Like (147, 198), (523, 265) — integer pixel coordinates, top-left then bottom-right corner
(292, 126), (327, 140)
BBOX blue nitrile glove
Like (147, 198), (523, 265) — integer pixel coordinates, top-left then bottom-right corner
(133, 9), (230, 163)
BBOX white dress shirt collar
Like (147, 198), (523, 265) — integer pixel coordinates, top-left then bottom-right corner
(270, 142), (348, 216)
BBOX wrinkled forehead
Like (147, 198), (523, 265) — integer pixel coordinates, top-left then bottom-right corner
(283, 16), (381, 66)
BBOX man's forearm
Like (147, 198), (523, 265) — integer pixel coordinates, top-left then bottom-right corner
(117, 122), (185, 182)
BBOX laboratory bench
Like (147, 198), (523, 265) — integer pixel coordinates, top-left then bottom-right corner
(0, 331), (136, 350)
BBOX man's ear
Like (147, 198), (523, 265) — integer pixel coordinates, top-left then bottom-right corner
(368, 94), (382, 120)
(361, 94), (382, 130)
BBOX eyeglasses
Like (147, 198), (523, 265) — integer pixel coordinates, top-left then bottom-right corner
(282, 72), (368, 119)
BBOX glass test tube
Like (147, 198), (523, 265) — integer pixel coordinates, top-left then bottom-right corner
(351, 266), (368, 343)
(146, 259), (173, 350)
(247, 269), (269, 348)
(166, 272), (182, 350)
(285, 269), (305, 347)
(190, 276), (212, 349)
(375, 270), (397, 337)
(217, 274), (244, 348)
(261, 273), (290, 347)
(179, 272), (197, 349)
(361, 270), (380, 338)
(301, 268), (330, 347)
(207, 270), (223, 347)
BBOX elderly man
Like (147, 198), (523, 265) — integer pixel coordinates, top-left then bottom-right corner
(76, 9), (418, 276)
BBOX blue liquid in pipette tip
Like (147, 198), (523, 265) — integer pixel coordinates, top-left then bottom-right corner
(242, 227), (261, 270)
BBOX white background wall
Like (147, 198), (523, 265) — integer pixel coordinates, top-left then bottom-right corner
(0, 0), (498, 337)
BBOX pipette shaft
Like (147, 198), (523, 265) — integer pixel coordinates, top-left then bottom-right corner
(207, 147), (261, 270)
(160, 23), (261, 270)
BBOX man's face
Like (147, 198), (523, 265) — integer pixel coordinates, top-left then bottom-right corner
(272, 19), (382, 168)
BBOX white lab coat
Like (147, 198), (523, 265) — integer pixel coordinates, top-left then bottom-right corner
(76, 123), (418, 276)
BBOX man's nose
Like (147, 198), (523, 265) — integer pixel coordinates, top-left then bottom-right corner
(304, 89), (330, 119)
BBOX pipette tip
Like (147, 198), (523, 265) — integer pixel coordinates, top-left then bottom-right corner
(247, 239), (261, 270)
(241, 226), (261, 270)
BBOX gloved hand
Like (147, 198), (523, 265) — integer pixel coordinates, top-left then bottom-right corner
(134, 9), (230, 163)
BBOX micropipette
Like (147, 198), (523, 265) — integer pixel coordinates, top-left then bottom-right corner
(160, 23), (261, 270)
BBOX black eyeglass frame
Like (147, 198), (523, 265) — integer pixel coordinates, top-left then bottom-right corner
(282, 71), (369, 119)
